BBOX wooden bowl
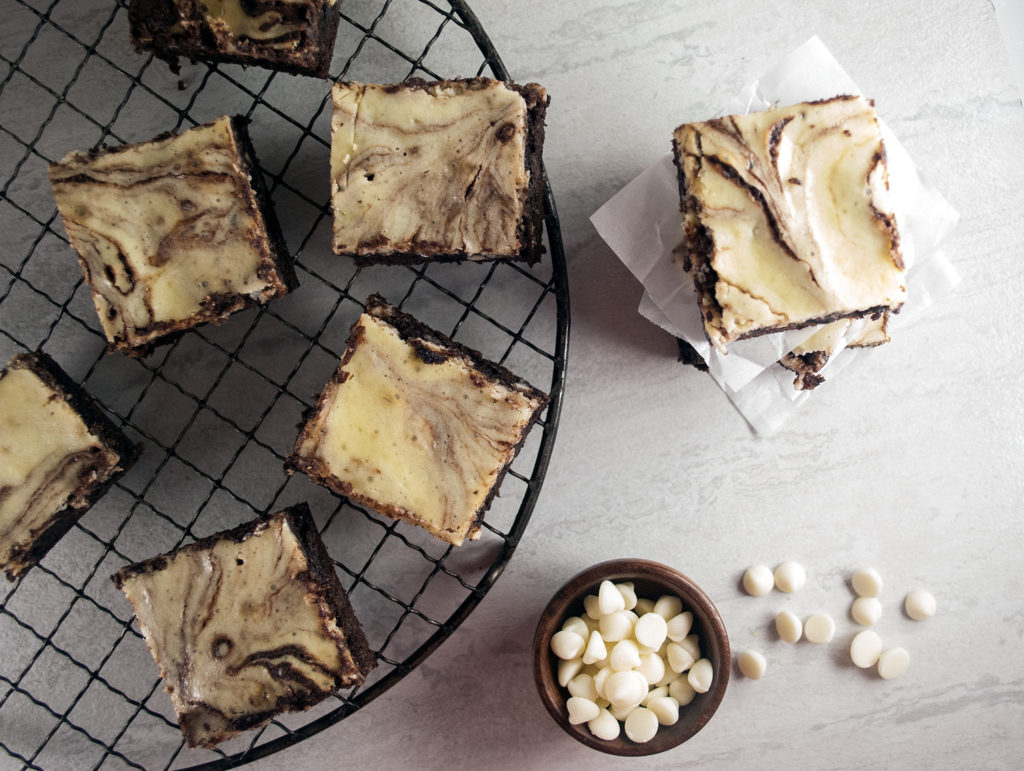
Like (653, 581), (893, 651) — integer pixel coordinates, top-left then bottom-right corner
(532, 559), (730, 756)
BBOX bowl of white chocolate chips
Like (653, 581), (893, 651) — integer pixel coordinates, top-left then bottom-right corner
(532, 559), (729, 755)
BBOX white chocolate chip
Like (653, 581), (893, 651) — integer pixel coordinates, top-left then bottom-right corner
(665, 611), (693, 642)
(774, 561), (806, 593)
(566, 696), (601, 725)
(599, 611), (634, 643)
(654, 667), (679, 688)
(688, 658), (714, 693)
(905, 589), (936, 621)
(568, 672), (600, 701)
(743, 565), (774, 596)
(561, 615), (590, 639)
(679, 634), (702, 661)
(636, 651), (666, 685)
(737, 650), (767, 680)
(616, 582), (638, 611)
(668, 676), (696, 706)
(587, 708), (620, 741)
(666, 641), (696, 673)
(610, 639), (641, 671)
(851, 567), (883, 598)
(604, 670), (648, 709)
(558, 657), (583, 687)
(850, 630), (883, 669)
(775, 610), (803, 643)
(804, 613), (835, 644)
(624, 707), (660, 743)
(851, 596), (882, 626)
(634, 597), (655, 615)
(598, 580), (626, 615)
(877, 647), (910, 679)
(647, 695), (680, 726)
(582, 629), (608, 666)
(583, 594), (601, 621)
(551, 629), (586, 660)
(654, 595), (684, 620)
(641, 685), (668, 706)
(609, 701), (637, 721)
(593, 665), (612, 699)
(634, 612), (669, 649)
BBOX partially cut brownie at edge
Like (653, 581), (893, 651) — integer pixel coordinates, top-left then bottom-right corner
(49, 115), (296, 357)
(0, 351), (139, 581)
(671, 95), (906, 354)
(112, 503), (376, 749)
(330, 78), (549, 266)
(287, 295), (550, 546)
(129, 0), (342, 78)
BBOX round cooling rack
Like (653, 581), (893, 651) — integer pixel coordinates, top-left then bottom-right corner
(0, 1), (569, 768)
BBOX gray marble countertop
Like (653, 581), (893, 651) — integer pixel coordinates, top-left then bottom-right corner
(270, 1), (1024, 769)
(3, 1), (1022, 769)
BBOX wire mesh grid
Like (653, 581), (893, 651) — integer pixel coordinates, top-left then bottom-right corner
(0, 1), (569, 768)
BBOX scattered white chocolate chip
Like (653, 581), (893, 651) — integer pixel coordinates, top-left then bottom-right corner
(905, 589), (936, 621)
(551, 629), (586, 660)
(851, 567), (884, 598)
(641, 685), (668, 706)
(637, 651), (666, 685)
(647, 695), (680, 726)
(634, 612), (669, 649)
(743, 565), (774, 596)
(851, 596), (882, 626)
(774, 561), (806, 593)
(804, 613), (836, 644)
(654, 595), (683, 620)
(587, 708), (620, 740)
(617, 582), (638, 611)
(666, 611), (693, 642)
(678, 634), (701, 661)
(599, 580), (626, 615)
(634, 597), (656, 615)
(666, 641), (696, 673)
(558, 657), (583, 687)
(598, 611), (634, 643)
(610, 639), (641, 671)
(583, 594), (601, 621)
(561, 615), (590, 639)
(775, 610), (803, 643)
(850, 630), (883, 669)
(668, 676), (696, 706)
(609, 701), (637, 721)
(624, 707), (660, 743)
(593, 665), (612, 699)
(877, 647), (910, 679)
(567, 696), (601, 725)
(737, 650), (767, 680)
(688, 658), (714, 693)
(568, 673), (600, 701)
(583, 629), (608, 665)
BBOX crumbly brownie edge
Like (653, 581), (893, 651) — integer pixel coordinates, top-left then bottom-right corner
(3, 352), (139, 581)
(129, 0), (342, 78)
(675, 338), (709, 373)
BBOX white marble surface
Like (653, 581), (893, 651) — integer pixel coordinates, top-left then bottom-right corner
(259, 1), (1024, 769)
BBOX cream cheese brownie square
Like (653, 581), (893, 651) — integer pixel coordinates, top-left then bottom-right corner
(286, 295), (549, 546)
(330, 78), (548, 266)
(0, 352), (138, 581)
(672, 95), (905, 353)
(49, 115), (296, 356)
(112, 503), (375, 749)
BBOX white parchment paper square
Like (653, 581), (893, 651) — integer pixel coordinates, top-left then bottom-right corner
(591, 36), (960, 434)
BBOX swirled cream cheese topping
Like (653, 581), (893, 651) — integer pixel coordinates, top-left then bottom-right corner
(673, 95), (905, 352)
(116, 510), (363, 748)
(0, 366), (106, 577)
(330, 79), (532, 259)
(289, 298), (547, 545)
(49, 116), (289, 353)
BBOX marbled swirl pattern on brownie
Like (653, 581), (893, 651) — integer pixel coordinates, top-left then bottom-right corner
(49, 116), (292, 355)
(673, 95), (905, 352)
(330, 79), (545, 262)
(113, 506), (373, 749)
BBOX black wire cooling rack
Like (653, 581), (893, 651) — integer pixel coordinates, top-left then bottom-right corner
(0, 1), (569, 768)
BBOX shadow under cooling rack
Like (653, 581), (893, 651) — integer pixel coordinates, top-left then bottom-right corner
(0, 1), (569, 768)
